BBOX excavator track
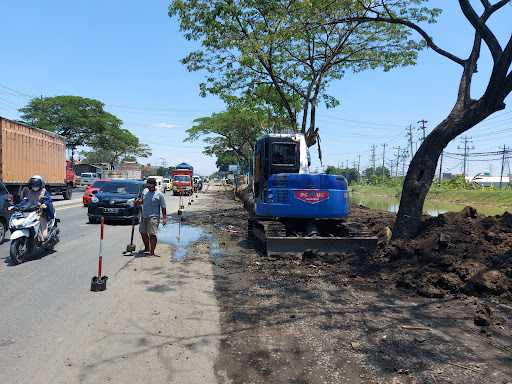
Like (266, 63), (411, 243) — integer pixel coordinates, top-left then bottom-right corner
(248, 218), (378, 256)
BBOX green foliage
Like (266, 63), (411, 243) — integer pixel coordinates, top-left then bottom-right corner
(325, 166), (359, 184)
(185, 105), (268, 172)
(215, 151), (239, 172)
(156, 167), (168, 177)
(437, 175), (476, 190)
(363, 166), (391, 183)
(20, 95), (150, 166)
(170, 0), (437, 145)
(19, 96), (118, 148)
(86, 125), (151, 167)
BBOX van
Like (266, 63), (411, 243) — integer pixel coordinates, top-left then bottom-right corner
(162, 178), (172, 191)
(79, 172), (100, 188)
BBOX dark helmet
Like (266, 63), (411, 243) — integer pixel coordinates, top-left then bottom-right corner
(146, 178), (157, 186)
(28, 175), (45, 192)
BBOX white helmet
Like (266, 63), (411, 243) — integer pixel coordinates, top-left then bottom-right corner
(28, 175), (45, 192)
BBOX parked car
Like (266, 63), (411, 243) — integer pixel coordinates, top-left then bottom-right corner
(0, 181), (12, 243)
(87, 179), (144, 224)
(82, 179), (112, 206)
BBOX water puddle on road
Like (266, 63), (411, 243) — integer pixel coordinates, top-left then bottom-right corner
(156, 220), (222, 262)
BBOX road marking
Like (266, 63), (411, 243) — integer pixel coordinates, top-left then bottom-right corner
(56, 203), (84, 211)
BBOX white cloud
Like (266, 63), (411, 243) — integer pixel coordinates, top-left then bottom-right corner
(153, 122), (178, 129)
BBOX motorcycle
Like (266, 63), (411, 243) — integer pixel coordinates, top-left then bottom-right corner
(8, 203), (60, 265)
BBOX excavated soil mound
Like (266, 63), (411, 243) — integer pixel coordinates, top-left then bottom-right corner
(220, 188), (512, 300)
(354, 205), (512, 299)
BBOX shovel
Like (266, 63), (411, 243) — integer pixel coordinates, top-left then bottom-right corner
(124, 216), (137, 254)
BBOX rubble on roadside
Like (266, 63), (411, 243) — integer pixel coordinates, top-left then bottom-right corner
(353, 205), (512, 300)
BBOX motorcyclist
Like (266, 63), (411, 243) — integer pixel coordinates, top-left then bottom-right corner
(20, 175), (55, 241)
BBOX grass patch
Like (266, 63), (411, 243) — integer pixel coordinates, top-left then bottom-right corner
(351, 184), (512, 213)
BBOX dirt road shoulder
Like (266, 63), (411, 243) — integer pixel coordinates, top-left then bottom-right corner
(184, 188), (512, 384)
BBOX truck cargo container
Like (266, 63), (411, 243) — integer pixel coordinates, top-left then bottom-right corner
(0, 117), (75, 201)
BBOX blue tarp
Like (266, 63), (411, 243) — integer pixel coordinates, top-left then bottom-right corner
(176, 162), (193, 171)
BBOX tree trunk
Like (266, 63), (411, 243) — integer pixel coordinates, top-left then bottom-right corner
(393, 103), (492, 239)
(301, 99), (309, 135)
(304, 98), (318, 147)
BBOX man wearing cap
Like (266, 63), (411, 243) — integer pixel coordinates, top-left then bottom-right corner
(136, 178), (167, 256)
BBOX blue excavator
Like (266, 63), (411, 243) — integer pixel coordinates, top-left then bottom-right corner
(247, 133), (378, 255)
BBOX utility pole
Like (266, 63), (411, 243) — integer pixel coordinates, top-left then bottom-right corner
(346, 160), (349, 169)
(499, 145), (509, 189)
(457, 136), (474, 179)
(401, 149), (408, 177)
(393, 146), (401, 177)
(370, 145), (376, 175)
(406, 124), (414, 160)
(381, 143), (387, 183)
(387, 160), (395, 179)
(417, 119), (428, 142)
(438, 150), (444, 184)
(357, 154), (361, 182)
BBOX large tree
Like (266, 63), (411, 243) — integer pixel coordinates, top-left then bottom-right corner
(20, 95), (151, 166)
(170, 0), (428, 149)
(19, 96), (119, 158)
(330, 0), (512, 238)
(185, 106), (269, 171)
(83, 126), (151, 168)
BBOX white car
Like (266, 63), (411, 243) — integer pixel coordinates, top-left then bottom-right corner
(79, 172), (100, 188)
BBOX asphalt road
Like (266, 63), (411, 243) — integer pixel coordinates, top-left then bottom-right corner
(0, 191), (182, 383)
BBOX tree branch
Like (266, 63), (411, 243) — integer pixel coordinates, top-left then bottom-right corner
(458, 0), (503, 62)
(455, 32), (482, 109)
(327, 16), (465, 66)
(505, 72), (512, 95)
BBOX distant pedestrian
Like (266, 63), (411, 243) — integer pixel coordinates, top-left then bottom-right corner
(136, 178), (167, 256)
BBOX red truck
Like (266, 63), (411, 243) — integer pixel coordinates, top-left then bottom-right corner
(171, 163), (193, 196)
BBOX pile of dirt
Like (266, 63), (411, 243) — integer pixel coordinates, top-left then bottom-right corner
(358, 206), (512, 299)
(194, 189), (512, 300)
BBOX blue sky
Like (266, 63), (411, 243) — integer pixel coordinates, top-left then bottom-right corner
(0, 0), (510, 176)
